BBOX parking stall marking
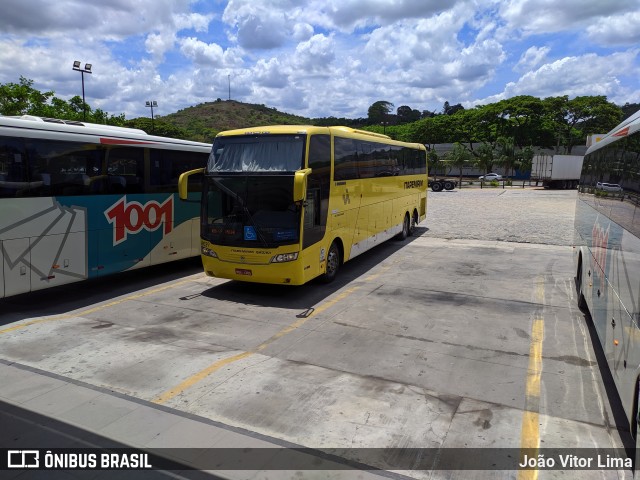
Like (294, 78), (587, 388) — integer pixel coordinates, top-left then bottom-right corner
(518, 277), (545, 480)
(0, 278), (195, 335)
(152, 264), (397, 405)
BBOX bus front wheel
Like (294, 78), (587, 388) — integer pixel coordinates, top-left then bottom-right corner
(321, 241), (341, 283)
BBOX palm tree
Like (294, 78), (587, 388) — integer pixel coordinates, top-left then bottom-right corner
(446, 142), (471, 187)
(428, 149), (441, 180)
(496, 136), (517, 179)
(475, 142), (496, 177)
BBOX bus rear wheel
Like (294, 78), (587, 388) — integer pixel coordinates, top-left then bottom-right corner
(396, 213), (410, 240)
(320, 241), (341, 283)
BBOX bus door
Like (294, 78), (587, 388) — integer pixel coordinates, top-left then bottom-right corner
(302, 135), (331, 275)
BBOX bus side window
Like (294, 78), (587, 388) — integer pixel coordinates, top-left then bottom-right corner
(25, 139), (103, 196)
(106, 147), (145, 193)
(0, 137), (28, 197)
(149, 149), (205, 193)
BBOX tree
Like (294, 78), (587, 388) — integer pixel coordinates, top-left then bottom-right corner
(445, 142), (472, 187)
(411, 114), (455, 147)
(0, 77), (126, 125)
(499, 95), (545, 148)
(125, 117), (190, 138)
(475, 142), (496, 175)
(495, 136), (518, 178)
(443, 101), (464, 115)
(396, 105), (421, 124)
(543, 95), (622, 153)
(367, 100), (394, 125)
(0, 76), (54, 116)
(520, 145), (534, 181)
(428, 149), (441, 180)
(621, 102), (640, 121)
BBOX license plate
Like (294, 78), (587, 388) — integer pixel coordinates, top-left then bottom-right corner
(235, 268), (252, 276)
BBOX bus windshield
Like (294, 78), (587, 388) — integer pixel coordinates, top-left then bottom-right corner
(202, 175), (301, 248)
(208, 135), (305, 172)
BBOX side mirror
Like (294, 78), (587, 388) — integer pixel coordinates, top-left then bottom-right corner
(293, 168), (312, 203)
(178, 168), (205, 200)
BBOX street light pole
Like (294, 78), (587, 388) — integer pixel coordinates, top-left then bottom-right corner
(72, 61), (92, 121)
(145, 100), (157, 133)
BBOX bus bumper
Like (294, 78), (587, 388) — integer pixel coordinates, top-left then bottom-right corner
(201, 255), (305, 285)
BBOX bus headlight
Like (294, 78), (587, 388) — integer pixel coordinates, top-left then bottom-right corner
(202, 246), (218, 258)
(270, 252), (298, 263)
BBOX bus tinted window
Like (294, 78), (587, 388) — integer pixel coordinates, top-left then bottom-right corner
(0, 137), (28, 197)
(150, 149), (205, 193)
(106, 147), (145, 193)
(334, 137), (359, 180)
(334, 137), (425, 180)
(26, 139), (103, 196)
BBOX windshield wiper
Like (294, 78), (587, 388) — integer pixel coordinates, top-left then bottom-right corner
(210, 176), (270, 247)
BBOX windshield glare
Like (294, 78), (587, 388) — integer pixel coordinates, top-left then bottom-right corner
(208, 135), (305, 172)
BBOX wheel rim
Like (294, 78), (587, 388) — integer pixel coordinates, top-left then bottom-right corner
(403, 216), (409, 236)
(327, 246), (339, 275)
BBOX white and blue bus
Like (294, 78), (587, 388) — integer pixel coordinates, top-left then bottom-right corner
(0, 115), (211, 298)
(574, 108), (640, 465)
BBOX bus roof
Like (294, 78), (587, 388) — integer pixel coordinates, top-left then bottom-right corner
(585, 108), (640, 155)
(0, 114), (212, 149)
(214, 125), (426, 150)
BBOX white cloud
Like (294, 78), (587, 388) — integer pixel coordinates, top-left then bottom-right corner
(222, 1), (289, 49)
(515, 46), (550, 72)
(497, 51), (639, 101)
(586, 12), (640, 46)
(293, 34), (335, 74)
(253, 58), (289, 89)
(146, 32), (177, 62)
(0, 1), (638, 119)
(179, 38), (225, 66)
(319, 0), (462, 31)
(500, 0), (639, 38)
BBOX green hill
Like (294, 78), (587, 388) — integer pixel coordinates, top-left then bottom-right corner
(159, 100), (312, 142)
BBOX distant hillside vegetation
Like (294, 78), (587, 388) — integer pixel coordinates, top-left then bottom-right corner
(160, 100), (311, 142)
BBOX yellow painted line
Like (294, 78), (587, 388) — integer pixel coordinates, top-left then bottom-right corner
(518, 278), (545, 480)
(0, 279), (193, 335)
(152, 262), (397, 404)
(153, 284), (365, 405)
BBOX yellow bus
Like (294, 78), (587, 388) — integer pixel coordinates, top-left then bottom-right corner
(179, 125), (427, 284)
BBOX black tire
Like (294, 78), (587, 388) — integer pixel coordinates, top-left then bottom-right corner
(431, 182), (443, 192)
(576, 257), (587, 310)
(444, 181), (454, 190)
(320, 241), (341, 283)
(396, 213), (410, 240)
(409, 212), (418, 236)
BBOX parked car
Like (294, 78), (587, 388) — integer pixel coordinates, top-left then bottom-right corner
(479, 173), (503, 181)
(596, 182), (623, 192)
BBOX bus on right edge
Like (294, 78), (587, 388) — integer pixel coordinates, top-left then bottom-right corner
(574, 108), (640, 465)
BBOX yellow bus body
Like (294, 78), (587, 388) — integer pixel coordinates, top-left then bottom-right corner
(188, 125), (427, 285)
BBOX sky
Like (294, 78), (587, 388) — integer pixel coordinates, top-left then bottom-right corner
(1, 0), (639, 121)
